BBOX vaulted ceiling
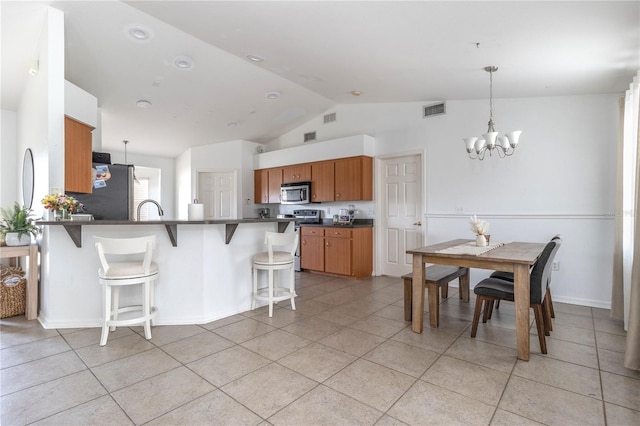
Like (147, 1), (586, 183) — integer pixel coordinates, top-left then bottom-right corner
(2, 1), (638, 157)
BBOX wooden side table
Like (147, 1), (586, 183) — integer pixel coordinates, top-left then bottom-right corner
(0, 244), (38, 320)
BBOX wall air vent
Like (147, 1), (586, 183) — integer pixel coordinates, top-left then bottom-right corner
(423, 102), (446, 118)
(304, 131), (317, 143)
(323, 112), (337, 123)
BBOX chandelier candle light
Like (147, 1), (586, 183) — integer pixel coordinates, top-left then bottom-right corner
(463, 66), (522, 160)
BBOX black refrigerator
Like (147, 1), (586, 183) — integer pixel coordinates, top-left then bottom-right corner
(68, 163), (135, 220)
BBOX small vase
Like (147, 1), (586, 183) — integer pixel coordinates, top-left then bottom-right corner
(54, 210), (71, 221)
(476, 234), (487, 247)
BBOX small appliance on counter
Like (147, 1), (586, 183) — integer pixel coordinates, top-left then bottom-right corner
(258, 208), (270, 219)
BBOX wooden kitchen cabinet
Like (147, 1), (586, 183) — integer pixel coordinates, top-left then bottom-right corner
(255, 167), (283, 203)
(334, 156), (373, 201)
(64, 116), (94, 193)
(254, 169), (269, 203)
(300, 227), (325, 271)
(324, 228), (352, 276)
(282, 164), (311, 184)
(267, 168), (283, 203)
(300, 226), (372, 279)
(310, 160), (335, 202)
(255, 154), (372, 203)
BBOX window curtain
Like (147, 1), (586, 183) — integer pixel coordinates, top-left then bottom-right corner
(611, 70), (640, 371)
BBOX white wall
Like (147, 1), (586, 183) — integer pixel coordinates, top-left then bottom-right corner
(0, 110), (18, 208)
(176, 140), (260, 219)
(270, 94), (620, 308)
(64, 80), (97, 128)
(108, 150), (176, 219)
(16, 7), (65, 218)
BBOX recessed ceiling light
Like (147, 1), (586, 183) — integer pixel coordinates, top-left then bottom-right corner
(173, 56), (194, 70)
(351, 90), (362, 96)
(247, 54), (264, 62)
(136, 100), (152, 108)
(265, 91), (280, 100)
(127, 25), (152, 41)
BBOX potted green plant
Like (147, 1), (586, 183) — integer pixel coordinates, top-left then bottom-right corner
(0, 202), (40, 246)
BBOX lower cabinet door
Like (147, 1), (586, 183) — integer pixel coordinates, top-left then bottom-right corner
(301, 235), (324, 271)
(324, 236), (352, 276)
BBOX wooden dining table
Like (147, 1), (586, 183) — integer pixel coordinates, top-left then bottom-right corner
(407, 239), (546, 361)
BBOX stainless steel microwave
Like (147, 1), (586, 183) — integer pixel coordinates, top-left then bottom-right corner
(280, 182), (311, 204)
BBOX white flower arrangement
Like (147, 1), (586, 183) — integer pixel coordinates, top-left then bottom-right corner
(469, 215), (490, 235)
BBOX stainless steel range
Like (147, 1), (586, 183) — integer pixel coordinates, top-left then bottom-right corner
(293, 209), (322, 271)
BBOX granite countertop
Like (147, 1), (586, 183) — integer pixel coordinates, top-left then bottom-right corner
(36, 217), (294, 225)
(36, 217), (296, 248)
(299, 219), (373, 228)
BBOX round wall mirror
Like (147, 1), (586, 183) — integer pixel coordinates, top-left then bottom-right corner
(22, 148), (34, 209)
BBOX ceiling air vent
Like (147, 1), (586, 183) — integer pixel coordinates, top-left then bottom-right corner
(323, 112), (337, 124)
(304, 131), (316, 143)
(423, 102), (446, 118)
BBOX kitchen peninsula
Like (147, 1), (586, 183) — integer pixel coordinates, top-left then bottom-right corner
(37, 218), (295, 329)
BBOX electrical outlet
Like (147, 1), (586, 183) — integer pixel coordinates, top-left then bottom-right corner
(552, 261), (560, 271)
(245, 198), (251, 205)
(326, 208), (331, 215)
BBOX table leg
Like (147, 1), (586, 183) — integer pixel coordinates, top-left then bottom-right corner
(26, 245), (38, 320)
(428, 283), (439, 327)
(459, 268), (470, 302)
(514, 263), (530, 360)
(411, 254), (425, 333)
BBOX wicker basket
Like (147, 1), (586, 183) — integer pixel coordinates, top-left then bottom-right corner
(1, 265), (26, 318)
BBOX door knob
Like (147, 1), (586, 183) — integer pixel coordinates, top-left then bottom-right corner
(413, 221), (422, 226)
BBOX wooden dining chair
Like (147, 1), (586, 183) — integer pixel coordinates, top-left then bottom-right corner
(470, 240), (560, 354)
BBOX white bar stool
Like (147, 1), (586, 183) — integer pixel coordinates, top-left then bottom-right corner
(94, 235), (158, 346)
(252, 231), (299, 317)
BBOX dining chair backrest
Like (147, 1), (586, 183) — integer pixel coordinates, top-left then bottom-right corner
(530, 240), (560, 304)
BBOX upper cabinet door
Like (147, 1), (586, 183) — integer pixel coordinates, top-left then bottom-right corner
(267, 168), (283, 203)
(334, 156), (373, 201)
(64, 116), (94, 193)
(254, 169), (269, 203)
(282, 164), (311, 183)
(310, 161), (335, 202)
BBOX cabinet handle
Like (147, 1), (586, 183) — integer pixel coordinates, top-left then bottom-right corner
(413, 221), (422, 226)
(326, 242), (330, 247)
(302, 240), (306, 245)
(336, 193), (340, 199)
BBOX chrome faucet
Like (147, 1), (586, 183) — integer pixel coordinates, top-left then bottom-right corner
(137, 199), (164, 221)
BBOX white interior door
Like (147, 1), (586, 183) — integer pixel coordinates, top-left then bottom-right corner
(379, 154), (423, 276)
(198, 171), (236, 219)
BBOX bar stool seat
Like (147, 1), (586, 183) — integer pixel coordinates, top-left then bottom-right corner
(252, 231), (299, 317)
(94, 236), (158, 346)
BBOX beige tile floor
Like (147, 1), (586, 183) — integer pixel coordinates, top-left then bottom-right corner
(2, 272), (639, 425)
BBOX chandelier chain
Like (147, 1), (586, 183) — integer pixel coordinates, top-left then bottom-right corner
(489, 69), (493, 122)
(463, 65), (522, 160)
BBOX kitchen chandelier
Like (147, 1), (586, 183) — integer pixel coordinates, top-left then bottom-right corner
(463, 66), (522, 160)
